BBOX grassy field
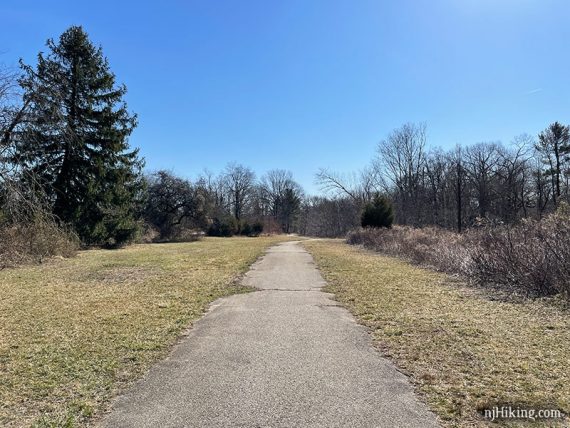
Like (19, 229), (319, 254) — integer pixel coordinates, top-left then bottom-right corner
(0, 236), (291, 427)
(303, 239), (569, 427)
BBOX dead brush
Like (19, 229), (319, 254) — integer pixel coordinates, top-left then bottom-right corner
(347, 208), (570, 298)
(347, 226), (471, 275)
(0, 215), (79, 268)
(0, 179), (78, 268)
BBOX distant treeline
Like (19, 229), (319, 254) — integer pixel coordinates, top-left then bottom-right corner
(318, 122), (570, 232)
(144, 166), (303, 241)
(2, 26), (569, 266)
(0, 26), (311, 258)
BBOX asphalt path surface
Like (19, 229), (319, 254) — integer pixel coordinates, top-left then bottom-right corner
(100, 241), (439, 427)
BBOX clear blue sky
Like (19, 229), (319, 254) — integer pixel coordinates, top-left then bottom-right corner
(1, 0), (569, 193)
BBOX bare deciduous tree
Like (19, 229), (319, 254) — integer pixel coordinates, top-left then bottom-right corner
(316, 166), (380, 204)
(375, 122), (427, 225)
(463, 142), (501, 219)
(298, 196), (360, 237)
(310, 122), (567, 234)
(495, 135), (534, 222)
(223, 163), (256, 227)
(260, 169), (303, 233)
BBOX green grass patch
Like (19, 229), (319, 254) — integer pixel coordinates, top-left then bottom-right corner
(0, 236), (291, 427)
(303, 239), (569, 427)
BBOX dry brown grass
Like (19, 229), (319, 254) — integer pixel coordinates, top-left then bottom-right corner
(304, 239), (570, 427)
(0, 236), (292, 427)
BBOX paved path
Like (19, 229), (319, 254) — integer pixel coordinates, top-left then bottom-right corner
(101, 241), (439, 428)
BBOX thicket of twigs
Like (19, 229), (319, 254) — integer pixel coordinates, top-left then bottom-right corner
(0, 181), (78, 269)
(347, 206), (570, 298)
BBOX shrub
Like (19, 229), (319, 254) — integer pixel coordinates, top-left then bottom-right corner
(468, 222), (556, 296)
(239, 221), (263, 237)
(541, 206), (570, 297)
(347, 226), (470, 275)
(361, 195), (394, 228)
(0, 215), (79, 268)
(251, 221), (264, 236)
(240, 222), (253, 237)
(135, 222), (160, 243)
(0, 182), (79, 268)
(207, 216), (237, 237)
(347, 209), (570, 298)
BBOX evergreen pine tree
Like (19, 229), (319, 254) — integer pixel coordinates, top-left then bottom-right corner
(536, 122), (570, 205)
(361, 195), (394, 228)
(276, 188), (301, 233)
(16, 26), (143, 246)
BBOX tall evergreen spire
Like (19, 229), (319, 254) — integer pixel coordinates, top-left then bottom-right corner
(16, 26), (144, 246)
